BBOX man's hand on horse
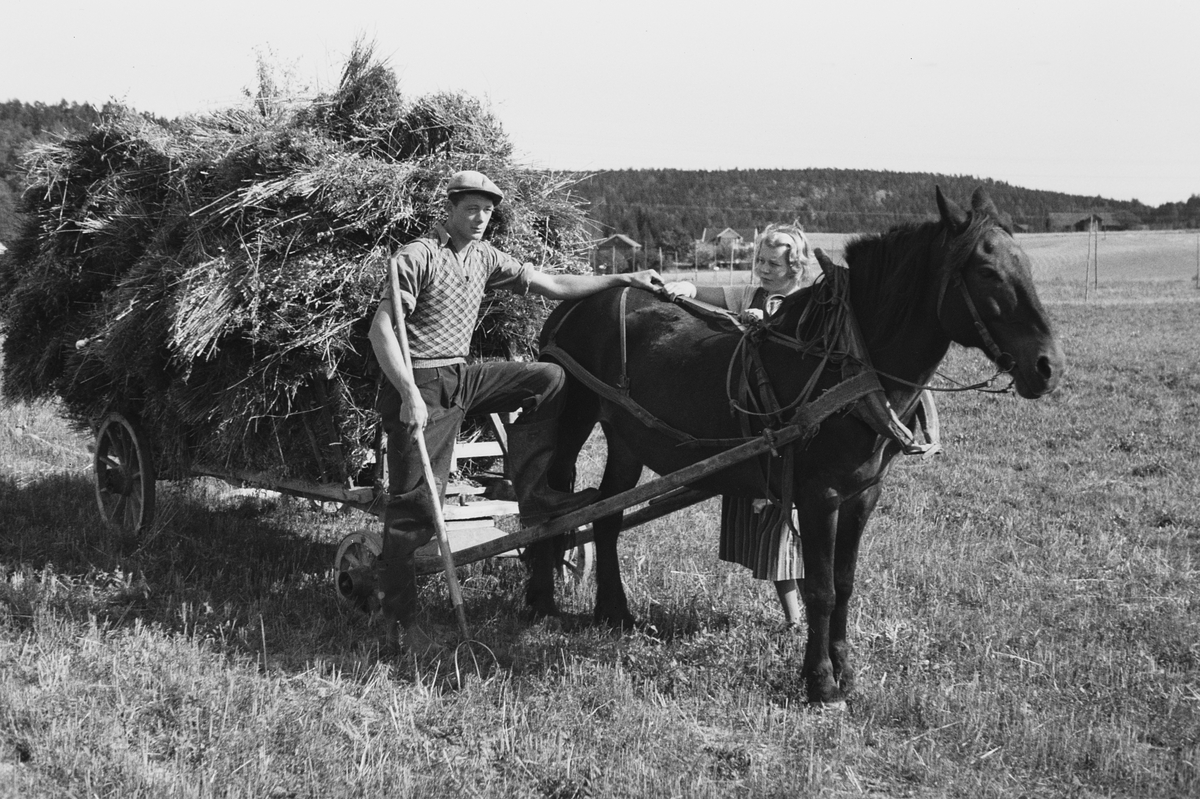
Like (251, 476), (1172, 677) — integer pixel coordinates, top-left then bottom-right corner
(662, 281), (697, 300)
(626, 269), (665, 293)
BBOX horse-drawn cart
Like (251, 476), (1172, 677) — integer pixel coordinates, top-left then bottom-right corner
(88, 405), (729, 609)
(90, 393), (874, 615)
(88, 267), (945, 634)
(89, 409), (596, 589)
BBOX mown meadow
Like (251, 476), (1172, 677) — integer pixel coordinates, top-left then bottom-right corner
(1, 249), (1198, 797)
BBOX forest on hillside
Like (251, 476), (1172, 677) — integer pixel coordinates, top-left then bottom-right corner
(2, 100), (1198, 257)
(0, 100), (116, 241)
(569, 168), (1200, 262)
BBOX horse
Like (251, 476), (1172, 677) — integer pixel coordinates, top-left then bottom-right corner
(525, 186), (1064, 705)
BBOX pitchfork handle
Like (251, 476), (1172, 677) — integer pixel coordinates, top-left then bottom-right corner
(386, 255), (471, 640)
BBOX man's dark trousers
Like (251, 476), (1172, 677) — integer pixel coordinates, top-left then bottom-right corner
(375, 361), (568, 624)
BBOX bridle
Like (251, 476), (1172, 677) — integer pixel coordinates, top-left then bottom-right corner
(934, 224), (1017, 374)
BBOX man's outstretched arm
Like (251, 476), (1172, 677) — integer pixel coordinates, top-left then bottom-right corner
(526, 269), (663, 301)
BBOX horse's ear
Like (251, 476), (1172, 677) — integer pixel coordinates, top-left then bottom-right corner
(936, 186), (969, 232)
(970, 186), (1001, 219)
(814, 248), (841, 280)
(997, 211), (1015, 235)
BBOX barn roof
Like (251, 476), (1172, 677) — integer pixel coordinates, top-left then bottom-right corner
(596, 233), (642, 250)
(700, 226), (757, 244)
(1047, 211), (1141, 228)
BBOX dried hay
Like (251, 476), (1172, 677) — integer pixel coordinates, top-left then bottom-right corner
(0, 44), (592, 484)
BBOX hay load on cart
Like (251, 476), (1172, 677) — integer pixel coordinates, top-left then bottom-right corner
(0, 48), (593, 568)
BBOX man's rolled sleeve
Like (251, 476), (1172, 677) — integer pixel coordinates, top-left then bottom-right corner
(484, 249), (534, 295)
(375, 244), (431, 314)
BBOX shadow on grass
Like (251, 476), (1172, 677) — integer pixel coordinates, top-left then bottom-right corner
(1, 472), (759, 692)
(0, 472), (350, 651)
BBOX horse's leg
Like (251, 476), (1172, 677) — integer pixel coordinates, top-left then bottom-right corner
(591, 423), (644, 629)
(796, 488), (843, 705)
(828, 483), (881, 695)
(523, 375), (600, 619)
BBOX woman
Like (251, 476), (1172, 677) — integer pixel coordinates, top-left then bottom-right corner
(664, 223), (819, 628)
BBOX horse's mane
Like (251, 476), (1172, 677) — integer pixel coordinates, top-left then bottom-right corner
(841, 211), (1000, 342)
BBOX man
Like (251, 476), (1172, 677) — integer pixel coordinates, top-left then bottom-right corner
(368, 169), (662, 652)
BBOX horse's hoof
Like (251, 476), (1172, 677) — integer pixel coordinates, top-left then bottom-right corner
(811, 699), (848, 713)
(524, 593), (561, 621)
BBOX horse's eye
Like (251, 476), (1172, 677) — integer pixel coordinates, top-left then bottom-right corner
(974, 266), (1004, 283)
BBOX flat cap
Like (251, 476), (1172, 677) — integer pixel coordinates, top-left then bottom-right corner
(446, 170), (504, 204)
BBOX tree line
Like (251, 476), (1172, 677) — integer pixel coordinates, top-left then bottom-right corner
(2, 101), (1198, 252)
(569, 168), (1200, 263)
(0, 100), (115, 241)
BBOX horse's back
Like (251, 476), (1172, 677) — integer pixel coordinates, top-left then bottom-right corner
(540, 288), (768, 482)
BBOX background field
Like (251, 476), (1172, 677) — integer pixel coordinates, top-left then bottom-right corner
(665, 230), (1200, 305)
(1, 236), (1198, 797)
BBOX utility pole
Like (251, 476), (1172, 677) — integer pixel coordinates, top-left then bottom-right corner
(1084, 223), (1092, 301)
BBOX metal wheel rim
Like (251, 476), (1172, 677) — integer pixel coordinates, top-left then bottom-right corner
(334, 529), (382, 606)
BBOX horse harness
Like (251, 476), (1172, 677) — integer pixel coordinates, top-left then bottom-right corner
(538, 260), (941, 513)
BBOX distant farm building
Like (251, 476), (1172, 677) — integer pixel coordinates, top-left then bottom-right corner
(696, 226), (758, 268)
(700, 226), (757, 248)
(592, 233), (642, 274)
(1046, 211), (1142, 232)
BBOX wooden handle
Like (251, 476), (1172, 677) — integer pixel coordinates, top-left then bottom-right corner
(386, 254), (471, 640)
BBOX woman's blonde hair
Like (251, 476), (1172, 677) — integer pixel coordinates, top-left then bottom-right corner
(755, 223), (813, 277)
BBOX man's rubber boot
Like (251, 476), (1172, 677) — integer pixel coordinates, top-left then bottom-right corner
(506, 419), (599, 527)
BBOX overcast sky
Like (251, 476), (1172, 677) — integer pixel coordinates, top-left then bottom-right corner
(3, 0), (1197, 206)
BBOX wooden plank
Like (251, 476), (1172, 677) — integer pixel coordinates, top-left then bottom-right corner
(415, 488), (715, 573)
(442, 500), (517, 520)
(454, 440), (505, 459)
(444, 481), (487, 498)
(433, 433), (789, 563)
(446, 518), (502, 532)
(191, 464), (376, 504)
(414, 525), (512, 574)
(485, 413), (511, 456)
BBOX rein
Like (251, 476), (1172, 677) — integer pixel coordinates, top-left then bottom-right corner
(540, 271), (939, 460)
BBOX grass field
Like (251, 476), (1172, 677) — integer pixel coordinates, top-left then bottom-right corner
(667, 230), (1200, 305)
(2, 234), (1199, 797)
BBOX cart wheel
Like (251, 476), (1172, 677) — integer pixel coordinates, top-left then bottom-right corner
(559, 541), (595, 584)
(93, 412), (156, 534)
(334, 529), (383, 612)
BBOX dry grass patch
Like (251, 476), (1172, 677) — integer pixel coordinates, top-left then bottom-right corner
(2, 298), (1199, 797)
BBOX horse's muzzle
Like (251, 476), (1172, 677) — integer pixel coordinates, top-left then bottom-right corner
(1014, 345), (1065, 398)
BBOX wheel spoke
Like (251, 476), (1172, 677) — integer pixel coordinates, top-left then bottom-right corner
(127, 490), (143, 529)
(109, 431), (129, 471)
(112, 494), (128, 523)
(97, 487), (115, 516)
